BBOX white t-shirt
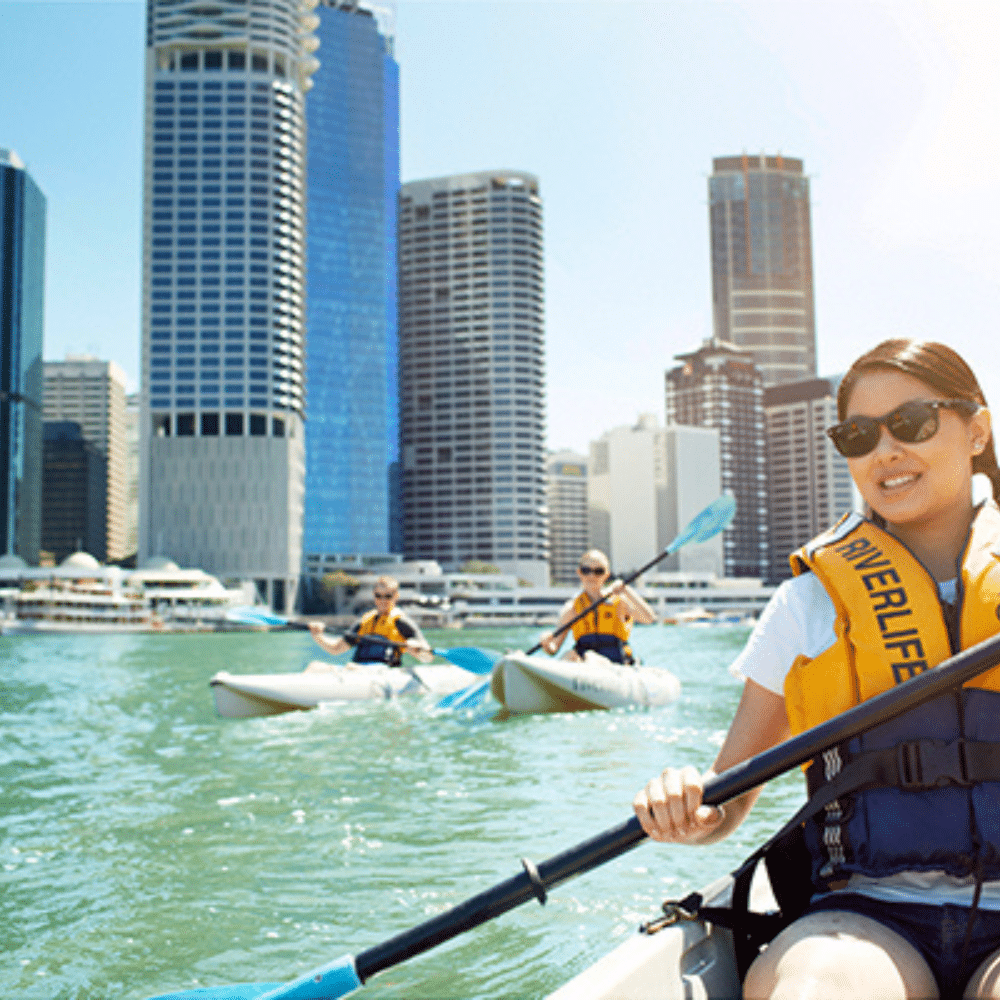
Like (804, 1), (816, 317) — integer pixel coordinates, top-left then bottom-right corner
(731, 572), (1000, 907)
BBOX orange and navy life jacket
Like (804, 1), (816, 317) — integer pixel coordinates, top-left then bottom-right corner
(785, 501), (1000, 885)
(353, 608), (409, 666)
(570, 591), (634, 664)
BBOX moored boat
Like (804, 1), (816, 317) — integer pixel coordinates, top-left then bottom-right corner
(489, 651), (681, 714)
(210, 661), (480, 718)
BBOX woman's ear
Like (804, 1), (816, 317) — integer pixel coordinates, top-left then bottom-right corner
(970, 407), (992, 456)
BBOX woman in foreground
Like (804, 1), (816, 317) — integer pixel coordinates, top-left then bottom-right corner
(634, 339), (1000, 999)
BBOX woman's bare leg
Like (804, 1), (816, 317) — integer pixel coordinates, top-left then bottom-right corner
(744, 911), (939, 1000)
(965, 945), (1000, 998)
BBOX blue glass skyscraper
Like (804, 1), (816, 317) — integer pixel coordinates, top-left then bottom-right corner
(304, 1), (399, 559)
(1, 149), (45, 563)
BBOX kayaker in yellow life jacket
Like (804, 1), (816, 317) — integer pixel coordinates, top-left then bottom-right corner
(632, 339), (1000, 1000)
(538, 549), (656, 664)
(308, 576), (433, 667)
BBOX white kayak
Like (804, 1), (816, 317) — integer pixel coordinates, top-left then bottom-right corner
(490, 651), (681, 715)
(548, 870), (774, 999)
(210, 661), (480, 718)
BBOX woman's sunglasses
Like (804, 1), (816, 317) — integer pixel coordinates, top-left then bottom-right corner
(578, 565), (607, 576)
(827, 399), (979, 459)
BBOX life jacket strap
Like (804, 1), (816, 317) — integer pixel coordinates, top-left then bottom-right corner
(806, 738), (1000, 801)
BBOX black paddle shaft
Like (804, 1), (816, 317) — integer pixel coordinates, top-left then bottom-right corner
(354, 631), (1000, 984)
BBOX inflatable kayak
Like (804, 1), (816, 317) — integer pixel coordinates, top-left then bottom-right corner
(548, 871), (772, 999)
(490, 651), (681, 714)
(210, 661), (479, 718)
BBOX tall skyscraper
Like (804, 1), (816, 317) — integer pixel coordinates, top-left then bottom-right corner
(764, 376), (854, 581)
(44, 358), (129, 562)
(397, 171), (549, 585)
(1, 148), (45, 564)
(709, 154), (816, 386)
(140, 0), (319, 610)
(665, 338), (768, 579)
(546, 450), (587, 584)
(304, 1), (399, 561)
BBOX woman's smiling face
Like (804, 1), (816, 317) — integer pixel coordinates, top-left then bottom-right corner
(843, 368), (989, 531)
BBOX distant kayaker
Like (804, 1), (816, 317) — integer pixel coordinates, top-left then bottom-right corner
(538, 549), (656, 663)
(307, 576), (433, 667)
(633, 339), (1000, 999)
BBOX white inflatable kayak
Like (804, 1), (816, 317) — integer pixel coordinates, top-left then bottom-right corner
(210, 662), (480, 718)
(548, 871), (774, 999)
(490, 651), (681, 715)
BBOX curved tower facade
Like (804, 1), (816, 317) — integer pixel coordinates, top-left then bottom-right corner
(709, 154), (816, 387)
(398, 171), (549, 585)
(140, 0), (318, 609)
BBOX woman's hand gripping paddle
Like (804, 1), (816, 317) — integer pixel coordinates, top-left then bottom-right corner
(150, 630), (1000, 1000)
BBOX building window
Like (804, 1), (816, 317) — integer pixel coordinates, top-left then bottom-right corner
(226, 412), (244, 436)
(176, 413), (195, 436)
(249, 413), (266, 436)
(201, 412), (219, 436)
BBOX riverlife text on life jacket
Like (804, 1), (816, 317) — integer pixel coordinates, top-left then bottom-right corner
(784, 501), (1000, 886)
(351, 608), (410, 666)
(570, 591), (634, 664)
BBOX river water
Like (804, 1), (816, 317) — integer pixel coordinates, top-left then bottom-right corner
(1, 624), (805, 999)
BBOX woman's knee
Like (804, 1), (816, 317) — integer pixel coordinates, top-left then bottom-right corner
(743, 911), (939, 1000)
(965, 946), (1000, 998)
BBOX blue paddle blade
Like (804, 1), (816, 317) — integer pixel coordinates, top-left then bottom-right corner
(225, 607), (289, 628)
(432, 646), (501, 675)
(665, 493), (737, 554)
(148, 986), (283, 999)
(148, 953), (362, 1000)
(435, 677), (492, 711)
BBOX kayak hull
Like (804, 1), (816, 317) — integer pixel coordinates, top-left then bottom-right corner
(210, 662), (478, 718)
(548, 873), (770, 999)
(490, 652), (681, 715)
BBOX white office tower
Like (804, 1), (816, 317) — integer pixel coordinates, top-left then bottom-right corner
(398, 171), (549, 586)
(661, 424), (724, 575)
(764, 376), (854, 581)
(44, 358), (130, 563)
(588, 415), (722, 577)
(546, 450), (587, 584)
(140, 0), (318, 609)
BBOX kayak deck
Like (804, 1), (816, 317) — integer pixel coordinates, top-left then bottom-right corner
(491, 651), (681, 715)
(210, 662), (478, 718)
(549, 871), (773, 999)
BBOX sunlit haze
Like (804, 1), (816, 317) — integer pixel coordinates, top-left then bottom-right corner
(2, 0), (997, 453)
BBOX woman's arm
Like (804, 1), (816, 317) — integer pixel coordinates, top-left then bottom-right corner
(538, 600), (576, 655)
(633, 679), (789, 844)
(308, 620), (352, 657)
(612, 582), (657, 625)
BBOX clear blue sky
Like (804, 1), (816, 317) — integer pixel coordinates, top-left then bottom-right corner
(2, 0), (998, 453)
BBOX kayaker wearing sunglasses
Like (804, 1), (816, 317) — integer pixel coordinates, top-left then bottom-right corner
(308, 576), (433, 667)
(538, 549), (656, 663)
(634, 339), (1000, 999)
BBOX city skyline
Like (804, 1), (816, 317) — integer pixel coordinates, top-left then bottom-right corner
(2, 1), (999, 456)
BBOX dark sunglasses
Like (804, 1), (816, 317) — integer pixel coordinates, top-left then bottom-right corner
(578, 565), (607, 576)
(373, 591), (394, 599)
(827, 399), (979, 458)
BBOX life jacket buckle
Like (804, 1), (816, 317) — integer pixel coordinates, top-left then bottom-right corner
(896, 738), (970, 789)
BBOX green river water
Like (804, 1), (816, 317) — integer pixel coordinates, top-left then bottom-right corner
(1, 624), (805, 999)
